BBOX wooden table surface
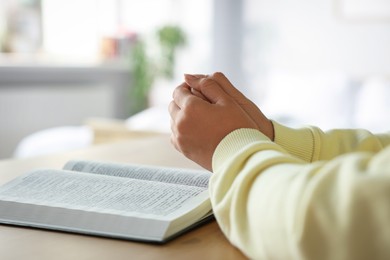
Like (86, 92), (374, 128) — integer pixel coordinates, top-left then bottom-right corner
(0, 135), (246, 260)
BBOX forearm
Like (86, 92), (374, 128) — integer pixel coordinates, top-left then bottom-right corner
(273, 121), (390, 162)
(210, 128), (390, 260)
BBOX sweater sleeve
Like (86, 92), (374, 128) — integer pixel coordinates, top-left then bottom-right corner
(210, 128), (390, 260)
(272, 121), (390, 162)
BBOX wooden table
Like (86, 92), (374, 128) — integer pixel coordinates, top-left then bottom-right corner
(0, 135), (246, 260)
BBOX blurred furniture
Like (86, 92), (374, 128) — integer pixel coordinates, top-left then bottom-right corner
(14, 106), (170, 158)
(0, 58), (131, 158)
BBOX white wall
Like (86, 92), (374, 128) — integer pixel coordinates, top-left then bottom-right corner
(243, 0), (390, 78)
(234, 0), (390, 130)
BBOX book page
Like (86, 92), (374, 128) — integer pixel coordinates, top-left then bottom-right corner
(0, 170), (209, 220)
(64, 160), (210, 188)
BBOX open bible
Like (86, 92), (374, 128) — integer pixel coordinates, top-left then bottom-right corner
(0, 160), (212, 243)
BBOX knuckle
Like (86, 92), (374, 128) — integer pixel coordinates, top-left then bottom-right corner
(175, 134), (191, 156)
(172, 83), (186, 99)
(201, 77), (214, 86)
(199, 78), (215, 91)
(179, 95), (197, 111)
(170, 118), (175, 132)
(182, 96), (195, 108)
(212, 71), (224, 79)
(182, 103), (199, 120)
(176, 118), (187, 133)
(170, 134), (181, 151)
(172, 86), (180, 99)
(168, 100), (176, 112)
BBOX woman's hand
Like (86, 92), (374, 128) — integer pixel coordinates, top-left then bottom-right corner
(169, 76), (258, 171)
(209, 72), (274, 141)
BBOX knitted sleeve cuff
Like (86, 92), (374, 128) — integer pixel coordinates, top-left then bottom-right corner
(272, 121), (316, 162)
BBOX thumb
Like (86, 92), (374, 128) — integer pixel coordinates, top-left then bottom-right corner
(184, 74), (228, 104)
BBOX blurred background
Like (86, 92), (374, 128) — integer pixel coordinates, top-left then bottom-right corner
(0, 0), (389, 159)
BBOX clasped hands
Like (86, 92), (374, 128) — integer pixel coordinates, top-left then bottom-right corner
(169, 72), (274, 171)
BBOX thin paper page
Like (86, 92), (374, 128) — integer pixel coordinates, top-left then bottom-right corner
(64, 160), (210, 188)
(0, 170), (208, 219)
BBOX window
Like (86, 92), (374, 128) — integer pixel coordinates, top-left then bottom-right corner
(1, 0), (212, 74)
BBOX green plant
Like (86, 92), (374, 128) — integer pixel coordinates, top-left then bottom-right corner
(128, 25), (187, 115)
(128, 38), (155, 114)
(157, 25), (187, 79)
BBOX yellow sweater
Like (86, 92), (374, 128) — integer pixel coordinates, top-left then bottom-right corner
(210, 121), (390, 260)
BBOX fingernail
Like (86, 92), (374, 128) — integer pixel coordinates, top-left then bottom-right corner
(184, 74), (199, 85)
(184, 74), (197, 80)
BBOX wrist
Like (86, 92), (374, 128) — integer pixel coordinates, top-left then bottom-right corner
(269, 119), (275, 141)
(258, 118), (274, 141)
